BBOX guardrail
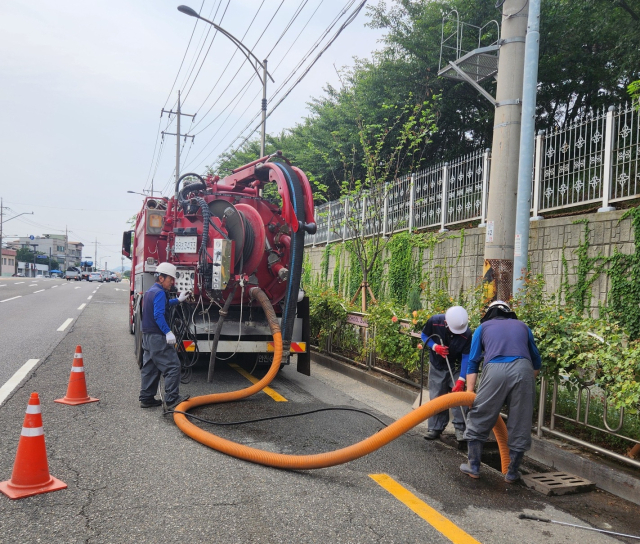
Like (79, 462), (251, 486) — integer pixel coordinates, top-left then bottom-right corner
(317, 311), (640, 469)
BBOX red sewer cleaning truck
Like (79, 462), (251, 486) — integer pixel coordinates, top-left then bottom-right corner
(122, 153), (316, 381)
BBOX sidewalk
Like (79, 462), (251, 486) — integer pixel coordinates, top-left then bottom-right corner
(311, 350), (640, 506)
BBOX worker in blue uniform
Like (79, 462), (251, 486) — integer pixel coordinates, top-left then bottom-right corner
(421, 306), (472, 442)
(139, 262), (191, 409)
(460, 300), (542, 482)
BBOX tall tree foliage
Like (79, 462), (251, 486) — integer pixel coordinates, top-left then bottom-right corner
(215, 0), (640, 200)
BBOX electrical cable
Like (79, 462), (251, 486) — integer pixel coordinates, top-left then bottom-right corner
(163, 0), (207, 110)
(207, 0), (366, 170)
(168, 406), (389, 428)
(184, 0), (352, 171)
(181, 0), (231, 106)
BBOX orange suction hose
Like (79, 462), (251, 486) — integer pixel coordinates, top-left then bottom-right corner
(174, 288), (510, 473)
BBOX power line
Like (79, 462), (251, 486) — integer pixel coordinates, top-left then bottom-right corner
(200, 0), (366, 171)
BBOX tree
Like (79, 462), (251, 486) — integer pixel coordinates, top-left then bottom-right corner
(330, 92), (439, 311)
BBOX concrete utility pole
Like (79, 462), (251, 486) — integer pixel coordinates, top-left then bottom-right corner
(513, 0), (542, 295)
(483, 0), (528, 302)
(94, 238), (98, 271)
(65, 226), (68, 272)
(162, 90), (195, 200)
(0, 198), (3, 278)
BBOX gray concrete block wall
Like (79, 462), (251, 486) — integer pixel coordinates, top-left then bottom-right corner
(305, 209), (635, 308)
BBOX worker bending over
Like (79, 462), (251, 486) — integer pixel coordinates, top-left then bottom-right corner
(460, 301), (541, 483)
(139, 262), (190, 410)
(421, 306), (472, 442)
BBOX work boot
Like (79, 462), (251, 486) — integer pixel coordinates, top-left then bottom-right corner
(424, 430), (442, 440)
(140, 398), (162, 409)
(454, 428), (465, 442)
(460, 440), (483, 479)
(505, 450), (525, 483)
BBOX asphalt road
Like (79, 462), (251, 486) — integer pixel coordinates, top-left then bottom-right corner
(0, 281), (638, 543)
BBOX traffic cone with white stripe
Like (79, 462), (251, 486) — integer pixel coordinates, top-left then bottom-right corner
(54, 345), (99, 405)
(0, 392), (67, 499)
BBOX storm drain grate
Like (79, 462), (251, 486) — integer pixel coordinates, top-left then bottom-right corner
(522, 472), (595, 496)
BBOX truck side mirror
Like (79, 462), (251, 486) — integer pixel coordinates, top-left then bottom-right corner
(122, 230), (133, 259)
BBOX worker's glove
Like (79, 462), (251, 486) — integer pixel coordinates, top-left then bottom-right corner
(166, 331), (177, 345)
(178, 291), (191, 303)
(433, 344), (449, 357)
(451, 379), (465, 393)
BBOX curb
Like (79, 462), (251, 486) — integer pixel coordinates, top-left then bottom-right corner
(311, 350), (640, 506)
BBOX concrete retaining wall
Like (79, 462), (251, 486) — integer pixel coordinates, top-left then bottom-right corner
(305, 209), (635, 307)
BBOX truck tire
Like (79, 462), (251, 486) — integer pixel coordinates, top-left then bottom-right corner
(134, 310), (143, 369)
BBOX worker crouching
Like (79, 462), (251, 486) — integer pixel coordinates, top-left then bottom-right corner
(421, 306), (472, 442)
(460, 301), (542, 482)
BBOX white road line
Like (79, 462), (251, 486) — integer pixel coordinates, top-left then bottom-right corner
(0, 284), (6, 287)
(92, 290), (97, 294)
(1, 296), (22, 303)
(78, 303), (87, 310)
(87, 295), (92, 300)
(33, 289), (45, 293)
(57, 318), (74, 332)
(15, 281), (24, 284)
(52, 285), (58, 288)
(0, 359), (40, 407)
(75, 287), (81, 289)
(29, 284), (37, 287)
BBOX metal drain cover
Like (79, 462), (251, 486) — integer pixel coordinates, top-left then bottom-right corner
(522, 472), (595, 496)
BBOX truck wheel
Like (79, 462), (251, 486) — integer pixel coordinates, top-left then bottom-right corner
(134, 311), (143, 369)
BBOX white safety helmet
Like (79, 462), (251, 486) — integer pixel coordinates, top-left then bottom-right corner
(155, 262), (177, 279)
(488, 300), (511, 313)
(445, 306), (468, 334)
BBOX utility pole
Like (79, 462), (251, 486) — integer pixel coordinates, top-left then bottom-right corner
(162, 91), (195, 200)
(482, 0), (528, 302)
(94, 238), (97, 272)
(64, 226), (68, 272)
(30, 244), (38, 278)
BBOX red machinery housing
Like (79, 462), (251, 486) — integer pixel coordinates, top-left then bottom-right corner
(123, 154), (316, 379)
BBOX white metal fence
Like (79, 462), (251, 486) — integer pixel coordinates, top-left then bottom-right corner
(306, 102), (640, 246)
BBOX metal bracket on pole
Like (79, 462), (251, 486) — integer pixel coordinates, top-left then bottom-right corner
(495, 99), (522, 108)
(447, 61), (496, 106)
(498, 36), (526, 45)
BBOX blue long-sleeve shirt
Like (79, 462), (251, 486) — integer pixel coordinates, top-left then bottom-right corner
(467, 320), (542, 375)
(142, 282), (179, 335)
(153, 288), (179, 334)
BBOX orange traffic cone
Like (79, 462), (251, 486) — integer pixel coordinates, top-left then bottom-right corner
(54, 346), (99, 405)
(0, 392), (67, 499)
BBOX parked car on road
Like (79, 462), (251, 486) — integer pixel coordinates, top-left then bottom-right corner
(88, 272), (103, 282)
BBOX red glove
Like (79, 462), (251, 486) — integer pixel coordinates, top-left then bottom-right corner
(452, 379), (465, 393)
(433, 344), (449, 357)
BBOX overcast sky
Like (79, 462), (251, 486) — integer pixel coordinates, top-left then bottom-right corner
(0, 0), (384, 269)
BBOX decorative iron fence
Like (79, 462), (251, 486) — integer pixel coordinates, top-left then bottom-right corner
(306, 102), (640, 247)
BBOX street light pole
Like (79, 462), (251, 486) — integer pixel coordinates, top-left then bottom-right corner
(178, 5), (274, 158)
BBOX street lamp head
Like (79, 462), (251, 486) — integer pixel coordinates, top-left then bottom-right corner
(178, 5), (200, 18)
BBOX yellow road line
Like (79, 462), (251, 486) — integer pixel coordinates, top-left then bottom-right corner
(369, 474), (481, 544)
(228, 364), (288, 402)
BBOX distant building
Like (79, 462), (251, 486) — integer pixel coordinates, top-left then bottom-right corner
(9, 234), (84, 268)
(1, 248), (17, 277)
